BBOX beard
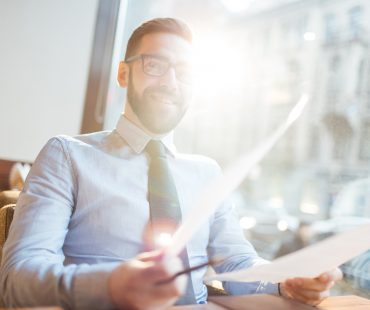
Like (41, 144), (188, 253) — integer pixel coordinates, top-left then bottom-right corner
(127, 73), (188, 134)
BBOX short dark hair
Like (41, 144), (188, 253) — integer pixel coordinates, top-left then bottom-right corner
(124, 17), (192, 60)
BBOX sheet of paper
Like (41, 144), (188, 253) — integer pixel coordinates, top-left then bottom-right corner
(166, 95), (309, 256)
(205, 223), (370, 283)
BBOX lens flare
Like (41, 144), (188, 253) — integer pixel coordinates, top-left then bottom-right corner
(155, 232), (173, 247)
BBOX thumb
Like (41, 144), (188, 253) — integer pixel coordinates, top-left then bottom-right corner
(137, 250), (165, 262)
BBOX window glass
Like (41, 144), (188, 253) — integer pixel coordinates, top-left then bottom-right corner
(349, 6), (363, 40)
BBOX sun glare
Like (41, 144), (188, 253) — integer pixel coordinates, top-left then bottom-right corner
(192, 34), (247, 98)
(219, 0), (253, 13)
(155, 232), (173, 248)
(239, 216), (257, 230)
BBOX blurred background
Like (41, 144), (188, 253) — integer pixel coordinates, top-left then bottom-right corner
(1, 0), (370, 297)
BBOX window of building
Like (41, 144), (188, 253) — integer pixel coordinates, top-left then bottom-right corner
(348, 6), (363, 40)
(359, 121), (370, 161)
(357, 59), (365, 97)
(324, 13), (338, 43)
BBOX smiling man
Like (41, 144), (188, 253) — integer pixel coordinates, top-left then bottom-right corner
(122, 33), (192, 134)
(0, 18), (341, 309)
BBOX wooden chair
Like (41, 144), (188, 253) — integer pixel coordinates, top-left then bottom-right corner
(0, 203), (16, 261)
(0, 191), (19, 262)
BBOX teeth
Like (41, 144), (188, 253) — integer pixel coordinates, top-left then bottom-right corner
(152, 93), (173, 104)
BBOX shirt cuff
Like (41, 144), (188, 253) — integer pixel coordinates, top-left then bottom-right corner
(255, 282), (279, 296)
(73, 262), (120, 309)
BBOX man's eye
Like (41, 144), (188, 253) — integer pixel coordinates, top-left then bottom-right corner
(145, 60), (166, 73)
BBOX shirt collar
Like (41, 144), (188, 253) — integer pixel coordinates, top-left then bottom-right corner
(115, 114), (177, 157)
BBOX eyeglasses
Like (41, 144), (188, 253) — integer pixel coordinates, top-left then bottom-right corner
(125, 54), (193, 84)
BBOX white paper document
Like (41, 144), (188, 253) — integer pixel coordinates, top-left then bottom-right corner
(166, 95), (309, 256)
(205, 223), (370, 283)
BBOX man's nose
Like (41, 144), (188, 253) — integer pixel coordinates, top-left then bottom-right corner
(159, 67), (178, 90)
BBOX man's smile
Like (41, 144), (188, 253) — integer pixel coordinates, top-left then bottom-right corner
(149, 92), (177, 105)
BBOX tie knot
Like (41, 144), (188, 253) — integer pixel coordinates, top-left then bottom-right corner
(146, 140), (166, 158)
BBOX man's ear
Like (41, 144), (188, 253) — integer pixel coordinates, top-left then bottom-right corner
(117, 61), (129, 88)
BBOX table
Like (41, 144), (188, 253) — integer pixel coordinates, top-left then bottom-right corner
(171, 295), (370, 310)
(1, 295), (369, 309)
(318, 296), (370, 310)
(0, 308), (62, 310)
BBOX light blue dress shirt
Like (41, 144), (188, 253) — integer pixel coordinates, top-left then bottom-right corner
(0, 115), (278, 309)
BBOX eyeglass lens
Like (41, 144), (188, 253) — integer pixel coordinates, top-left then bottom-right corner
(142, 55), (192, 83)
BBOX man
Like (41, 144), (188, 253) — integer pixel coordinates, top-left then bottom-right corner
(0, 18), (341, 309)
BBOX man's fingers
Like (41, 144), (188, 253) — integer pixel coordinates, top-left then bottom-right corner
(315, 268), (343, 284)
(109, 251), (187, 309)
(137, 250), (165, 262)
(141, 264), (172, 283)
(142, 263), (184, 300)
(318, 268), (343, 283)
(284, 282), (330, 306)
(286, 277), (334, 292)
(282, 268), (342, 307)
(295, 287), (330, 304)
(151, 280), (182, 299)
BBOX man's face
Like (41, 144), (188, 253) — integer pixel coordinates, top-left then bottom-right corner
(125, 32), (193, 134)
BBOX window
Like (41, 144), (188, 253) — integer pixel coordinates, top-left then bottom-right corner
(357, 59), (365, 97)
(103, 3), (370, 285)
(326, 55), (341, 109)
(348, 6), (363, 40)
(324, 13), (338, 43)
(359, 121), (370, 161)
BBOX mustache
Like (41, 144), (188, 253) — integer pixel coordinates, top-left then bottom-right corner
(145, 87), (180, 101)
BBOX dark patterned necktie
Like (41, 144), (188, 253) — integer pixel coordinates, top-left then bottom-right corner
(146, 140), (196, 305)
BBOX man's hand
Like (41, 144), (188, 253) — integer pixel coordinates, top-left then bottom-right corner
(108, 251), (187, 310)
(279, 268), (343, 306)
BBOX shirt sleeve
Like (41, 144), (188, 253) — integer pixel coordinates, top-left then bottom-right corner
(206, 166), (278, 296)
(0, 137), (118, 309)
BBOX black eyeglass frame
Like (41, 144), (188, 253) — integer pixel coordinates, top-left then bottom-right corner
(124, 54), (192, 84)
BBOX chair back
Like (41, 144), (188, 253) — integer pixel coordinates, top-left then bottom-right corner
(0, 190), (19, 263)
(0, 190), (19, 207)
(0, 204), (15, 262)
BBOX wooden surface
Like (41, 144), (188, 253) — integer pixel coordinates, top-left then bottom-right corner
(209, 294), (312, 309)
(0, 308), (62, 310)
(318, 295), (370, 309)
(0, 159), (31, 191)
(171, 295), (370, 310)
(0, 160), (14, 190)
(170, 304), (225, 310)
(0, 296), (368, 309)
